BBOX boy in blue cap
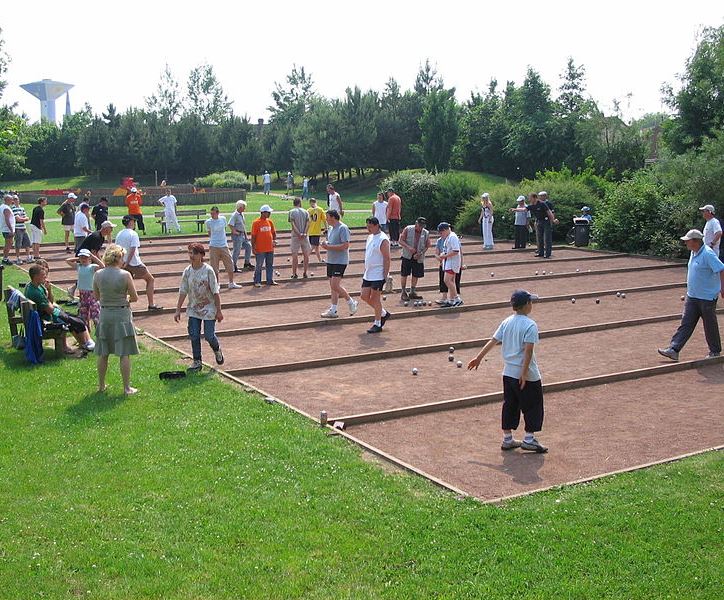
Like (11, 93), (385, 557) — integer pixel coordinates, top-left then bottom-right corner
(467, 289), (548, 453)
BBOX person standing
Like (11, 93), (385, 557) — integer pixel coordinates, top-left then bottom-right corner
(91, 197), (109, 231)
(65, 249), (103, 329)
(206, 206), (241, 289)
(1, 194), (16, 265)
(251, 205), (278, 287)
(73, 203), (93, 253)
(115, 215), (163, 310)
(510, 195), (530, 250)
(399, 217), (430, 301)
(29, 197), (48, 260)
(93, 244), (140, 394)
(700, 204), (722, 256)
(288, 198), (311, 279)
(302, 176), (310, 200)
(262, 170), (272, 195)
(529, 191), (559, 259)
(174, 243), (225, 373)
(57, 192), (77, 252)
(286, 172), (294, 196)
(158, 188), (181, 233)
(307, 198), (327, 263)
(360, 217), (391, 333)
(658, 229), (724, 361)
(326, 184), (344, 215)
(78, 221), (116, 258)
(229, 200), (254, 272)
(467, 289), (548, 453)
(125, 187), (145, 234)
(372, 192), (389, 233)
(478, 193), (495, 250)
(436, 222), (463, 307)
(320, 209), (358, 318)
(386, 187), (402, 248)
(10, 194), (31, 264)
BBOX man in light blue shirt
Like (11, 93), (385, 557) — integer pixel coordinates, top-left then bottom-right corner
(206, 206), (241, 289)
(659, 229), (724, 361)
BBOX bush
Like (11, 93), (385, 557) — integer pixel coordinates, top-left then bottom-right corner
(194, 171), (252, 190)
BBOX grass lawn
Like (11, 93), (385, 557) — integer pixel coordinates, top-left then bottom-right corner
(0, 264), (721, 599)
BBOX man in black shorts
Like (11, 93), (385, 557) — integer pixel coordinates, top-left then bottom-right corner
(360, 217), (391, 333)
(399, 217), (430, 301)
(320, 210), (358, 318)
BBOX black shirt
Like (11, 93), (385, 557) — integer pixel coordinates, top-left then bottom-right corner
(58, 201), (76, 225)
(77, 231), (105, 254)
(31, 206), (45, 229)
(91, 204), (109, 229)
(528, 200), (554, 222)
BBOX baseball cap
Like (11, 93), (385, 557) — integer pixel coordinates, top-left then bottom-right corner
(437, 222), (451, 231)
(260, 204), (273, 213)
(67, 192), (77, 199)
(699, 204), (716, 213)
(680, 229), (704, 241)
(130, 187), (137, 193)
(100, 220), (116, 229)
(416, 216), (427, 224)
(366, 216), (380, 225)
(581, 206), (591, 212)
(79, 203), (89, 210)
(77, 249), (92, 257)
(122, 214), (136, 225)
(511, 289), (539, 308)
(516, 195), (526, 203)
(538, 190), (548, 196)
(481, 193), (490, 199)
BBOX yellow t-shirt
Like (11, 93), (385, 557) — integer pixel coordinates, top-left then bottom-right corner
(307, 207), (326, 236)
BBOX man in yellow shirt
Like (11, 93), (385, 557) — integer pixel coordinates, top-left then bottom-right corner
(307, 198), (327, 263)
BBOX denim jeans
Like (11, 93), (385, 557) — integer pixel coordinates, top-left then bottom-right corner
(231, 234), (252, 267)
(670, 296), (721, 354)
(254, 252), (275, 284)
(187, 317), (219, 361)
(536, 220), (553, 257)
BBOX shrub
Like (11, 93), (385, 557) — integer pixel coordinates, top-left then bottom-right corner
(194, 171), (252, 190)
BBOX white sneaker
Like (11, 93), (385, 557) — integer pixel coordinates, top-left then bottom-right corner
(321, 308), (338, 318)
(83, 340), (96, 351)
(228, 282), (242, 289)
(348, 299), (359, 315)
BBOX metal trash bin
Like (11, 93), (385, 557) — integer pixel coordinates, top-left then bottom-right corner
(573, 219), (590, 247)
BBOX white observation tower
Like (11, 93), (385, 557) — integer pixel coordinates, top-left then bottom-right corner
(20, 79), (74, 123)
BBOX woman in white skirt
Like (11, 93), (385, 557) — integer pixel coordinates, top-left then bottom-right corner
(478, 193), (494, 249)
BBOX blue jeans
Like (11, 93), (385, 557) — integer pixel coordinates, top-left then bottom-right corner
(263, 182), (270, 194)
(254, 252), (274, 284)
(536, 220), (553, 257)
(232, 234), (252, 267)
(188, 317), (219, 361)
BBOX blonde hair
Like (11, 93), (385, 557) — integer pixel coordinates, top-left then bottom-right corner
(235, 200), (247, 210)
(103, 243), (126, 266)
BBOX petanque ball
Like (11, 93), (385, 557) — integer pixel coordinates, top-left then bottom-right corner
(448, 355), (454, 362)
(412, 368), (418, 375)
(456, 361), (462, 368)
(571, 298), (576, 304)
(449, 346), (455, 353)
(595, 298), (600, 304)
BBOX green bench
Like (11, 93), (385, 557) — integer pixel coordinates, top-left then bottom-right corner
(154, 209), (208, 234)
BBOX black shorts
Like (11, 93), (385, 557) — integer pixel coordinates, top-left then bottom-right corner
(361, 279), (385, 291)
(309, 235), (320, 247)
(501, 376), (544, 432)
(401, 257), (425, 278)
(327, 263), (347, 278)
(56, 310), (87, 334)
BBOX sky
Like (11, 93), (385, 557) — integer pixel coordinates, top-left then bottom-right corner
(2, 1), (722, 124)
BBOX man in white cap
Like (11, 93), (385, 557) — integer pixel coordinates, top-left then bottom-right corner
(251, 204), (278, 287)
(658, 229), (724, 361)
(510, 195), (530, 249)
(125, 187), (145, 234)
(700, 204), (721, 256)
(57, 193), (77, 252)
(529, 191), (559, 258)
(262, 170), (271, 195)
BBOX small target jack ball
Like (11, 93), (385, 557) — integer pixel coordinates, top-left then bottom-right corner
(490, 272), (495, 277)
(456, 360), (462, 368)
(412, 368), (418, 375)
(595, 298), (600, 304)
(681, 295), (685, 301)
(576, 268), (580, 272)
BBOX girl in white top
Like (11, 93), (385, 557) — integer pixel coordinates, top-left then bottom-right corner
(478, 193), (494, 249)
(372, 192), (389, 231)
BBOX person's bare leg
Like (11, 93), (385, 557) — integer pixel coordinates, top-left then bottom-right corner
(329, 279), (339, 305)
(97, 355), (109, 391)
(145, 274), (156, 307)
(120, 355), (137, 394)
(371, 289), (382, 321)
(291, 252), (299, 276)
(333, 278), (350, 301)
(64, 229), (70, 249)
(302, 250), (309, 275)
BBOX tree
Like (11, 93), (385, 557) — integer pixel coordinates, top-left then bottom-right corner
(185, 63), (233, 125)
(419, 88), (459, 172)
(76, 116), (113, 178)
(0, 28), (30, 179)
(414, 59), (444, 96)
(146, 64), (184, 124)
(339, 87), (378, 176)
(293, 98), (342, 178)
(268, 64), (315, 125)
(372, 79), (422, 171)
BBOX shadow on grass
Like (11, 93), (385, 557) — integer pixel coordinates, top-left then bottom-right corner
(66, 390), (128, 419)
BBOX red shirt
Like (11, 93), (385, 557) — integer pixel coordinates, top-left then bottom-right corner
(386, 194), (401, 219)
(251, 217), (276, 253)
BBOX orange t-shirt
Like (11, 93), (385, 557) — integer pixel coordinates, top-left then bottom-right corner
(386, 193), (401, 219)
(251, 217), (276, 253)
(125, 193), (143, 215)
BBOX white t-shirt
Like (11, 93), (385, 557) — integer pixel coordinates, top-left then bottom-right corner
(442, 232), (461, 273)
(703, 218), (722, 254)
(206, 216), (228, 248)
(159, 194), (177, 213)
(329, 192), (341, 212)
(0, 203), (15, 233)
(373, 200), (388, 225)
(180, 262), (220, 320)
(493, 313), (541, 382)
(363, 232), (389, 281)
(263, 173), (271, 184)
(73, 212), (90, 237)
(115, 228), (143, 267)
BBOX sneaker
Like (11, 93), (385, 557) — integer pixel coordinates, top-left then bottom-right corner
(440, 300), (454, 308)
(521, 438), (548, 453)
(408, 291), (422, 300)
(348, 299), (359, 315)
(228, 282), (242, 289)
(400, 289), (410, 301)
(303, 272), (308, 279)
(83, 340), (96, 351)
(187, 360), (203, 373)
(705, 352), (721, 359)
(657, 347), (679, 361)
(147, 304), (163, 311)
(367, 324), (383, 334)
(64, 247), (72, 253)
(243, 263), (255, 271)
(290, 274), (299, 279)
(1, 258), (11, 265)
(501, 439), (522, 451)
(253, 283), (262, 288)
(451, 297), (464, 307)
(321, 308), (339, 319)
(214, 348), (224, 365)
(381, 311), (391, 326)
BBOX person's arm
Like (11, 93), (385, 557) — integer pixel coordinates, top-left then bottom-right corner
(124, 246), (137, 266)
(371, 202), (376, 216)
(64, 256), (78, 269)
(271, 221), (277, 244)
(546, 204), (559, 224)
(89, 254), (103, 267)
(720, 271), (724, 300)
(338, 195), (344, 215)
(213, 292), (223, 323)
(126, 272), (139, 303)
(711, 229), (722, 249)
(174, 292), (187, 323)
(467, 337), (499, 370)
(381, 238), (391, 280)
(519, 342), (535, 390)
(289, 212), (301, 237)
(399, 228), (412, 253)
(3, 209), (13, 232)
(93, 273), (101, 301)
(478, 208), (483, 224)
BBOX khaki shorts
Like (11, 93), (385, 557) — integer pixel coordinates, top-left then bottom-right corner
(290, 235), (311, 254)
(29, 224), (43, 245)
(209, 246), (234, 274)
(63, 225), (74, 232)
(125, 263), (150, 279)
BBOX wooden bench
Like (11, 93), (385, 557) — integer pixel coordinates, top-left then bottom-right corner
(154, 209), (208, 234)
(4, 286), (66, 356)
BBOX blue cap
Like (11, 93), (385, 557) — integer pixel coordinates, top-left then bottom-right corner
(437, 222), (451, 231)
(511, 289), (539, 308)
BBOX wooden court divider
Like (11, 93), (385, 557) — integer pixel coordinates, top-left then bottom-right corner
(330, 355), (724, 426)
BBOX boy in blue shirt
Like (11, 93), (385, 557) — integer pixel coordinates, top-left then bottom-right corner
(467, 289), (548, 453)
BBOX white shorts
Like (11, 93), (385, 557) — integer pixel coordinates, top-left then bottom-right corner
(63, 225), (73, 232)
(29, 224), (43, 244)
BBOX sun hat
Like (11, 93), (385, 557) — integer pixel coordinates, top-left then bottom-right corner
(511, 289), (539, 308)
(260, 204), (273, 213)
(680, 229), (704, 241)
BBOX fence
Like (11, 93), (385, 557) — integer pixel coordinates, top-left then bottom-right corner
(15, 189), (247, 207)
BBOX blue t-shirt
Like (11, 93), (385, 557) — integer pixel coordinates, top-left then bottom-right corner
(326, 223), (351, 265)
(687, 245), (724, 301)
(77, 264), (98, 292)
(493, 313), (541, 382)
(206, 216), (228, 248)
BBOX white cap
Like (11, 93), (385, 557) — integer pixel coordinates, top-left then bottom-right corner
(680, 229), (704, 241)
(100, 220), (116, 229)
(481, 193), (490, 199)
(77, 249), (92, 257)
(699, 204), (715, 213)
(130, 187), (137, 193)
(67, 192), (77, 199)
(538, 190), (548, 196)
(260, 204), (273, 213)
(516, 195), (526, 202)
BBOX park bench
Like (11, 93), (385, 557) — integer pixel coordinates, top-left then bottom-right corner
(4, 285), (66, 356)
(154, 209), (208, 234)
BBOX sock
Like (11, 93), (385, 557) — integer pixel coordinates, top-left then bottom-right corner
(524, 433), (534, 443)
(348, 298), (356, 305)
(330, 304), (338, 312)
(503, 433), (513, 442)
(374, 320), (381, 327)
(383, 310), (389, 317)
